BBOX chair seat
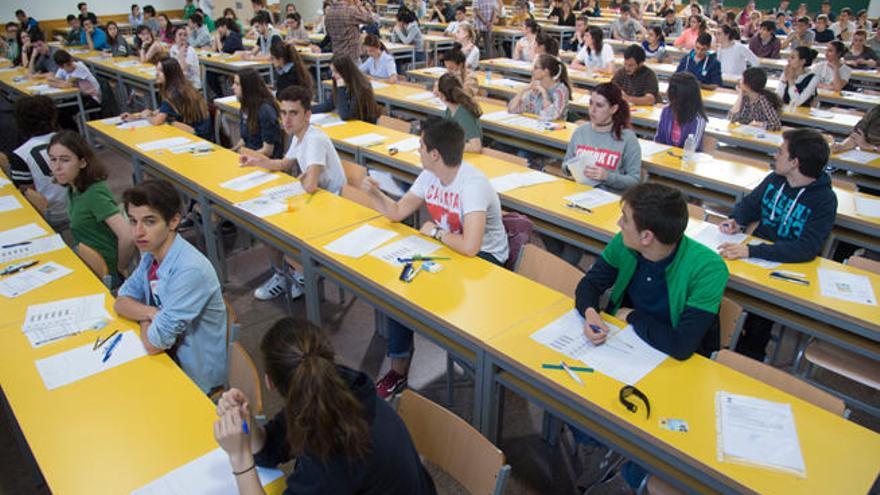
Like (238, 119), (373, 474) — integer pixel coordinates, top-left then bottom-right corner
(805, 341), (880, 390)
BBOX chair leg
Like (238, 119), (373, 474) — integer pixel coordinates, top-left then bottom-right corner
(446, 354), (455, 406)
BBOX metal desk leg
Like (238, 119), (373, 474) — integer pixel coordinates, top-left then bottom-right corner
(149, 82), (158, 108)
(479, 351), (501, 442)
(301, 251), (322, 327)
(132, 157), (144, 184)
(198, 191), (226, 280)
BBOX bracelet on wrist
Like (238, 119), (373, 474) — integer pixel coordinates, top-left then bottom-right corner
(233, 463), (256, 476)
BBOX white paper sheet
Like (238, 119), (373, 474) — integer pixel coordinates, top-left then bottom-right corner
(420, 66), (448, 75)
(388, 137), (421, 153)
(370, 80), (389, 89)
(0, 234), (65, 264)
(405, 91), (436, 101)
(260, 182), (306, 201)
(733, 125), (784, 145)
(836, 149), (880, 163)
(639, 140), (672, 158)
(23, 293), (110, 348)
(102, 116), (124, 125)
(324, 224), (398, 258)
(490, 171), (557, 193)
(481, 110), (514, 122)
(507, 59), (533, 68)
(808, 108), (834, 119)
(740, 240), (782, 269)
(233, 197), (287, 218)
(114, 60), (141, 68)
(35, 330), (147, 390)
(168, 142), (214, 154)
(0, 195), (23, 212)
(118, 119), (152, 130)
(344, 133), (387, 147)
(491, 78), (527, 88)
(0, 223), (49, 247)
(530, 309), (667, 385)
(220, 171), (278, 192)
(136, 137), (193, 151)
(0, 177), (10, 187)
(817, 268), (877, 305)
(131, 447), (283, 495)
(310, 113), (344, 127)
(854, 194), (880, 218)
(214, 95), (238, 104)
(25, 84), (63, 94)
(368, 170), (406, 197)
(228, 60), (260, 66)
(0, 261), (73, 298)
(502, 115), (547, 132)
(563, 189), (620, 209)
(716, 392), (806, 476)
(686, 223), (747, 251)
(369, 235), (442, 265)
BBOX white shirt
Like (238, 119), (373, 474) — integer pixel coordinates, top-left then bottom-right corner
(169, 44), (202, 89)
(12, 133), (68, 225)
(359, 51), (397, 79)
(575, 43), (614, 69)
(463, 44), (480, 70)
(55, 61), (101, 102)
(409, 162), (509, 263)
(830, 20), (856, 37)
(811, 61), (852, 85)
(284, 126), (345, 194)
(444, 20), (464, 35)
(717, 42), (759, 78)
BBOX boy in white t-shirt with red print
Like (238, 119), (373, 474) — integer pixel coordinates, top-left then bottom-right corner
(362, 117), (508, 399)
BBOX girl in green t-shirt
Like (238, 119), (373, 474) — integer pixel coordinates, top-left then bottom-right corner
(435, 73), (483, 153)
(48, 131), (135, 287)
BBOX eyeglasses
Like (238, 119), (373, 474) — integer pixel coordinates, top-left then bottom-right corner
(619, 385), (651, 419)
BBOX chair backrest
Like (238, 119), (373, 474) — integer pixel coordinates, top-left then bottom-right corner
(77, 242), (109, 282)
(224, 297), (239, 346)
(714, 349), (846, 416)
(481, 147), (529, 167)
(516, 244), (584, 296)
(378, 114), (411, 134)
(397, 390), (508, 495)
(831, 178), (857, 191)
(717, 296), (744, 349)
(686, 203), (705, 220)
(342, 159), (367, 187)
(847, 255), (880, 275)
(342, 184), (376, 210)
(227, 341), (265, 417)
(502, 212), (533, 269)
(23, 188), (49, 216)
(171, 121), (196, 135)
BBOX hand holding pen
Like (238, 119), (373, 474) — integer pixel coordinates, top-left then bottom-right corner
(583, 307), (608, 345)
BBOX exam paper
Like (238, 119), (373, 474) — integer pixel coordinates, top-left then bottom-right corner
(686, 223), (747, 251)
(406, 91), (437, 101)
(0, 177), (10, 187)
(220, 171), (279, 192)
(102, 116), (124, 125)
(370, 235), (442, 266)
(854, 194), (880, 218)
(733, 125), (784, 145)
(809, 108), (834, 119)
(420, 66), (448, 75)
(0, 234), (64, 264)
(817, 268), (877, 305)
(563, 189), (620, 209)
(371, 81), (389, 89)
(118, 119), (152, 130)
(716, 392), (806, 476)
(168, 142), (213, 154)
(136, 137), (193, 151)
(234, 197), (287, 218)
(490, 171), (557, 193)
(639, 140), (672, 159)
(26, 84), (62, 94)
(0, 195), (23, 212)
(214, 95), (238, 104)
(502, 115), (547, 132)
(228, 60), (259, 66)
(36, 330), (147, 390)
(0, 261), (73, 298)
(388, 137), (421, 153)
(310, 113), (345, 127)
(23, 293), (110, 348)
(260, 182), (306, 201)
(131, 447), (283, 495)
(481, 110), (514, 122)
(530, 309), (668, 385)
(740, 241), (782, 269)
(836, 149), (880, 163)
(368, 170), (407, 197)
(344, 133), (387, 147)
(324, 224), (398, 258)
(491, 78), (527, 88)
(114, 60), (140, 68)
(0, 223), (49, 246)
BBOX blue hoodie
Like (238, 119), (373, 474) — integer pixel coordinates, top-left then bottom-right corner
(732, 171), (837, 263)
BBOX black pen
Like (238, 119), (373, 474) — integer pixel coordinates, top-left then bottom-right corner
(1, 241), (31, 249)
(1, 260), (37, 276)
(565, 202), (593, 213)
(769, 271), (810, 286)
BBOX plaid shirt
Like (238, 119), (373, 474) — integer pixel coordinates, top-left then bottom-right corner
(728, 93), (782, 131)
(611, 65), (659, 100)
(473, 0), (498, 32)
(324, 3), (374, 61)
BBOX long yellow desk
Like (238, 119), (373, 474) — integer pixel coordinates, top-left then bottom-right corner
(59, 47), (162, 108)
(481, 301), (880, 494)
(195, 48), (275, 94)
(0, 66), (87, 133)
(0, 174), (285, 494)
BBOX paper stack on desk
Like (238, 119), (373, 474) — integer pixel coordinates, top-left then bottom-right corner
(22, 293), (111, 347)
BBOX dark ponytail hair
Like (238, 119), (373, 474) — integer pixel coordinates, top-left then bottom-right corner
(587, 25), (604, 54)
(438, 73), (482, 117)
(667, 71), (706, 125)
(794, 45), (818, 66)
(261, 317), (371, 461)
(721, 24), (740, 41)
(742, 67), (781, 111)
(536, 54), (571, 99)
(269, 38), (314, 93)
(330, 55), (382, 123)
(648, 25), (665, 43)
(593, 82), (631, 140)
(363, 33), (387, 52)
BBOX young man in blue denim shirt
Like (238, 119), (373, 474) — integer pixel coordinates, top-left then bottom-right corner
(114, 180), (228, 394)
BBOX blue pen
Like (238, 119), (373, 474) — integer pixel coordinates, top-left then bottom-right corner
(101, 333), (123, 363)
(242, 419), (249, 435)
(589, 324), (606, 335)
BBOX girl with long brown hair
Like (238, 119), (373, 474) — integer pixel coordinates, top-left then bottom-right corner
(312, 55), (381, 124)
(434, 73), (483, 152)
(234, 68), (283, 158)
(441, 45), (479, 97)
(214, 317), (437, 494)
(269, 38), (314, 94)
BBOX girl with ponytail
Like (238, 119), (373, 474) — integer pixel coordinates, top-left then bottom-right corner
(435, 73), (483, 152)
(728, 67), (782, 131)
(442, 45), (479, 97)
(214, 317), (437, 494)
(508, 53), (571, 122)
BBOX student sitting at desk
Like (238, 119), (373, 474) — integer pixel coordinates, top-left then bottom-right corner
(572, 182), (728, 491)
(312, 56), (382, 124)
(717, 129), (836, 361)
(783, 16), (816, 49)
(442, 46), (479, 96)
(567, 15), (589, 53)
(62, 15), (83, 46)
(137, 26), (165, 65)
(246, 12), (282, 61)
(660, 8), (683, 38)
(48, 131), (135, 287)
(611, 4), (646, 41)
(214, 317), (437, 494)
(535, 31), (560, 57)
(654, 72), (708, 150)
(115, 180), (228, 394)
(391, 9), (425, 63)
(831, 104), (880, 154)
(509, 53), (572, 121)
(211, 18), (245, 56)
(812, 40), (852, 92)
(776, 46), (820, 107)
(169, 26), (202, 90)
(455, 23), (481, 71)
(673, 14), (707, 50)
(717, 25), (759, 79)
(513, 19), (540, 63)
(844, 30), (878, 69)
(444, 5), (468, 36)
(241, 86), (347, 301)
(728, 67), (783, 131)
(233, 69), (284, 158)
(157, 13), (175, 43)
(284, 12), (308, 43)
(9, 96), (67, 229)
(749, 20), (782, 59)
(80, 18), (108, 51)
(49, 50), (102, 128)
(675, 33), (722, 90)
(186, 13), (212, 48)
(435, 73), (483, 152)
(105, 21), (132, 57)
(270, 40), (314, 95)
(120, 57), (212, 141)
(571, 26), (615, 74)
(612, 44), (660, 107)
(362, 118), (509, 399)
(641, 26), (667, 63)
(813, 14), (836, 44)
(26, 32), (57, 76)
(360, 34), (399, 83)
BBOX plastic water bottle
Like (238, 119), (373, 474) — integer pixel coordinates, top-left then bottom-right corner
(683, 134), (696, 164)
(485, 68), (493, 84)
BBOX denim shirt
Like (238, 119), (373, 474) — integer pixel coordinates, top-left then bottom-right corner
(118, 234), (228, 393)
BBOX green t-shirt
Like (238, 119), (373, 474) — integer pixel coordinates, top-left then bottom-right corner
(68, 181), (121, 274)
(205, 16), (216, 32)
(445, 105), (482, 142)
(183, 4), (197, 20)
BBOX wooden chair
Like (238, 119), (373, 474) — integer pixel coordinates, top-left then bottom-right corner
(227, 341), (265, 420)
(341, 184), (375, 210)
(171, 121), (196, 135)
(686, 203), (705, 220)
(718, 296), (746, 350)
(515, 244), (584, 296)
(397, 390), (511, 495)
(791, 255), (880, 417)
(342, 159), (367, 187)
(378, 114), (411, 134)
(481, 147), (529, 167)
(76, 243), (111, 287)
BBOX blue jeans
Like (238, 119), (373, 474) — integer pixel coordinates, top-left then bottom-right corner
(571, 427), (648, 491)
(386, 251), (503, 359)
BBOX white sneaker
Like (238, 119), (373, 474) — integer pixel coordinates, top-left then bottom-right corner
(290, 270), (305, 286)
(254, 272), (287, 300)
(289, 282), (304, 300)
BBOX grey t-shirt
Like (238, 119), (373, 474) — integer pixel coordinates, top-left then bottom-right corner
(564, 124), (642, 192)
(612, 18), (643, 40)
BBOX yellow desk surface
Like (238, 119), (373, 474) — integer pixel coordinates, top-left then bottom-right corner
(73, 50), (159, 82)
(309, 218), (568, 345)
(0, 67), (80, 98)
(487, 299), (880, 495)
(196, 49), (273, 68)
